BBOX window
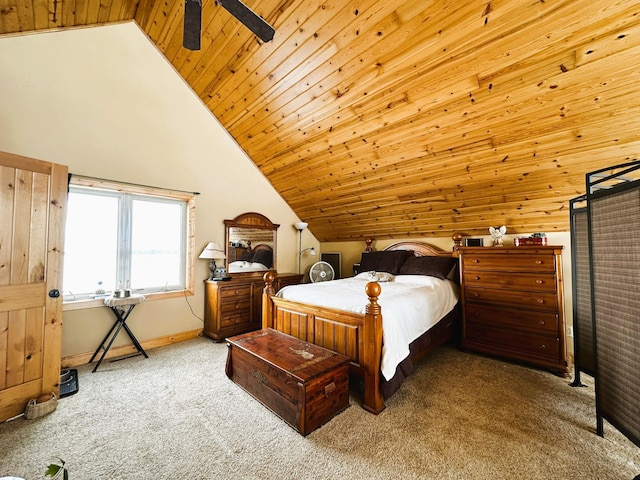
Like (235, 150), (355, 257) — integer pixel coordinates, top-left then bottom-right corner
(63, 177), (195, 304)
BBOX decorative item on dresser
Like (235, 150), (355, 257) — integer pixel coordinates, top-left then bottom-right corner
(204, 272), (302, 341)
(458, 245), (569, 376)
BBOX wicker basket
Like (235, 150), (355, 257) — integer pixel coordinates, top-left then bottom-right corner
(24, 393), (58, 420)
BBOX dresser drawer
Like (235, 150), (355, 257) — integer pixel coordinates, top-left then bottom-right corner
(220, 295), (250, 314)
(462, 271), (557, 292)
(220, 285), (252, 300)
(463, 253), (556, 273)
(465, 324), (561, 362)
(464, 302), (559, 334)
(220, 311), (253, 328)
(464, 286), (558, 311)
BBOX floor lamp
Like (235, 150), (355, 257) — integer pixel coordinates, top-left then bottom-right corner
(294, 221), (317, 274)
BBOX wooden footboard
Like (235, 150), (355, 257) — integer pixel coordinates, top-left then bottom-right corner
(262, 271), (385, 414)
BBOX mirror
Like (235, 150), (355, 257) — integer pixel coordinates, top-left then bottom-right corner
(224, 212), (279, 274)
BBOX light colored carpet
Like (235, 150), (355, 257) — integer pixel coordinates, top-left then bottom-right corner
(1, 336), (639, 479)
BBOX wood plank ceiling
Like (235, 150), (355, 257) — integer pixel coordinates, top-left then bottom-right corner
(2, 0), (640, 241)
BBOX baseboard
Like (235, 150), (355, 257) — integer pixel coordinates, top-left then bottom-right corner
(61, 329), (204, 368)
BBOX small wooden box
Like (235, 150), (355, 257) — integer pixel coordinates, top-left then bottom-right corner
(226, 328), (350, 436)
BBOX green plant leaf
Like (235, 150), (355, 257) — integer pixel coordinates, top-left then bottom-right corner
(45, 464), (61, 477)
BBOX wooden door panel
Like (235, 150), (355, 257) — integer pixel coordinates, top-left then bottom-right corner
(0, 166), (14, 286)
(29, 172), (50, 283)
(24, 307), (45, 382)
(0, 311), (6, 389)
(0, 151), (67, 421)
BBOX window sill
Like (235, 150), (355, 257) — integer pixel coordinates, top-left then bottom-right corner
(63, 289), (194, 311)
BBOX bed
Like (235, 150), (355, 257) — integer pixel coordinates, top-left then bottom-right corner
(228, 244), (274, 273)
(262, 239), (462, 414)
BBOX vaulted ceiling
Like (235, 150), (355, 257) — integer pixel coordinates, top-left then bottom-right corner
(2, 0), (640, 241)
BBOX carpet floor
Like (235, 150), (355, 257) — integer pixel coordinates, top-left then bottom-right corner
(1, 336), (639, 479)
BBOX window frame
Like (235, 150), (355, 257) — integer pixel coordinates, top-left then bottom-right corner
(63, 176), (196, 311)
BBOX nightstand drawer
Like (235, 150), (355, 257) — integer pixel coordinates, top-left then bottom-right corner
(462, 271), (557, 292)
(464, 302), (559, 334)
(464, 286), (559, 311)
(465, 324), (561, 362)
(463, 254), (556, 273)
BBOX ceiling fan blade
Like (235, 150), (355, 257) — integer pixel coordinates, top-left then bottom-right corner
(218, 0), (275, 42)
(183, 0), (202, 51)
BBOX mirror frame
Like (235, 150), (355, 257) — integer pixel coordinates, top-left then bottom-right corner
(224, 212), (279, 275)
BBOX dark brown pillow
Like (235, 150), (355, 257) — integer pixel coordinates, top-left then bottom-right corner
(399, 255), (457, 279)
(238, 250), (253, 261)
(358, 250), (411, 274)
(251, 249), (273, 268)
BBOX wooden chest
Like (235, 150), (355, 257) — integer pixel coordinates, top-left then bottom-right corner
(225, 328), (350, 436)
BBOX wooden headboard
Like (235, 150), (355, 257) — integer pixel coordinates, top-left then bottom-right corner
(383, 241), (455, 257)
(251, 243), (273, 252)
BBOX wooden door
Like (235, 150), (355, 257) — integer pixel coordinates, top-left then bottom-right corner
(0, 151), (67, 421)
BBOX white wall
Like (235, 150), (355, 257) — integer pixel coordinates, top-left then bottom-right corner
(0, 22), (318, 357)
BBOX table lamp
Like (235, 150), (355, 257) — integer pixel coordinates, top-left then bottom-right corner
(199, 242), (227, 280)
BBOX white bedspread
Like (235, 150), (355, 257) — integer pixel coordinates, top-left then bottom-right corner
(276, 275), (459, 381)
(228, 261), (269, 273)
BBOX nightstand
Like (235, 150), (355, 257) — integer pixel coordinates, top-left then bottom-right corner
(203, 272), (302, 341)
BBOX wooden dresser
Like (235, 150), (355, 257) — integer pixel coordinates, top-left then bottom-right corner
(458, 246), (568, 375)
(203, 272), (302, 341)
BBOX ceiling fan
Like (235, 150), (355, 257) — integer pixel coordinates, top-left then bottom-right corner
(183, 0), (275, 51)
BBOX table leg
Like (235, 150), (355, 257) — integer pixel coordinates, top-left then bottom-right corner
(91, 304), (147, 372)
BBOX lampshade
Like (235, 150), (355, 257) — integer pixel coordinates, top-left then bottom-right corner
(199, 242), (226, 259)
(294, 221), (308, 231)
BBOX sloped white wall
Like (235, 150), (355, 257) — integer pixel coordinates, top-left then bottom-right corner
(0, 22), (317, 357)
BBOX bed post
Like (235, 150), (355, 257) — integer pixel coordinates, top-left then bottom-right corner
(262, 270), (276, 329)
(362, 281), (385, 414)
(452, 231), (464, 257)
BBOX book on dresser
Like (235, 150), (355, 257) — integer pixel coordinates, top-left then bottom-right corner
(458, 246), (568, 375)
(203, 272), (303, 341)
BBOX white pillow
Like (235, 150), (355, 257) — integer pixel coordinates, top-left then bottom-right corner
(354, 271), (395, 282)
(250, 262), (268, 269)
(229, 261), (250, 268)
(394, 274), (442, 286)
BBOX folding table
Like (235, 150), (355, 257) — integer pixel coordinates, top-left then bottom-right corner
(89, 294), (148, 372)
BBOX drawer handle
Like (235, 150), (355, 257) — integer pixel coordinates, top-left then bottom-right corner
(472, 259), (479, 263)
(534, 260), (543, 265)
(535, 279), (544, 284)
(474, 276), (480, 281)
(471, 292), (480, 297)
(538, 320), (546, 326)
(539, 344), (547, 350)
(536, 298), (544, 304)
(324, 382), (336, 397)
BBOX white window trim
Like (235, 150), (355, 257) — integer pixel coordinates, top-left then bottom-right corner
(63, 176), (196, 311)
